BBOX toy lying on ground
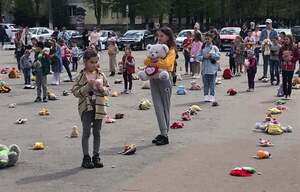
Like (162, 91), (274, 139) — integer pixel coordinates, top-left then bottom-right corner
(181, 111), (192, 121)
(254, 150), (271, 159)
(176, 85), (187, 95)
(190, 81), (201, 90)
(189, 105), (202, 115)
(111, 91), (119, 97)
(15, 118), (28, 124)
(274, 99), (287, 105)
(48, 91), (58, 100)
(229, 167), (257, 177)
(292, 77), (300, 89)
(0, 144), (21, 168)
(281, 125), (293, 133)
(8, 68), (21, 79)
(0, 80), (11, 93)
(105, 116), (116, 123)
(67, 126), (79, 138)
(141, 81), (150, 89)
(138, 44), (170, 81)
(223, 68), (233, 80)
(216, 77), (222, 85)
(39, 108), (50, 116)
(227, 88), (237, 96)
(139, 99), (152, 110)
(0, 67), (10, 74)
(259, 138), (274, 147)
(115, 113), (124, 119)
(170, 121), (184, 129)
(114, 79), (122, 84)
(120, 144), (136, 155)
(32, 142), (44, 150)
(268, 107), (282, 115)
(276, 105), (288, 111)
(62, 90), (70, 96)
(8, 103), (16, 108)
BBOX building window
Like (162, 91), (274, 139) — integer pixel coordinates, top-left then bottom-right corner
(68, 6), (77, 16)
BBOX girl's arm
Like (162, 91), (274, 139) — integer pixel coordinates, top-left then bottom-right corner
(196, 49), (204, 61)
(72, 74), (92, 98)
(128, 58), (135, 66)
(98, 74), (110, 96)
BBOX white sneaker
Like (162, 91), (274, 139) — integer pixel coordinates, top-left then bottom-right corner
(209, 95), (215, 102)
(204, 95), (209, 102)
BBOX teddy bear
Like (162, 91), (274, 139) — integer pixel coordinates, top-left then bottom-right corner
(227, 88), (237, 96)
(0, 144), (21, 168)
(176, 85), (187, 95)
(254, 150), (271, 159)
(8, 67), (20, 79)
(190, 81), (201, 90)
(138, 44), (170, 81)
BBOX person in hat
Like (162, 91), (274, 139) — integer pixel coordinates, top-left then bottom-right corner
(259, 18), (278, 81)
(245, 49), (257, 92)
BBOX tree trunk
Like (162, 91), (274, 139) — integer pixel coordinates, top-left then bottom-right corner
(35, 0), (40, 26)
(93, 0), (101, 25)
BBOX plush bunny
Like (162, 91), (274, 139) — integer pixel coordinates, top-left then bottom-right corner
(138, 44), (170, 81)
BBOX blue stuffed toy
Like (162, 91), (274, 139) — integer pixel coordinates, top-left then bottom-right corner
(176, 85), (187, 95)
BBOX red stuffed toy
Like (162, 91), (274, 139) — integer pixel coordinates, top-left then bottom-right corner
(181, 111), (192, 121)
(170, 121), (184, 129)
(227, 88), (237, 96)
(223, 68), (232, 79)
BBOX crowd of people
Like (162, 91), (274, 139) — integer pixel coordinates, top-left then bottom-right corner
(1, 19), (300, 169)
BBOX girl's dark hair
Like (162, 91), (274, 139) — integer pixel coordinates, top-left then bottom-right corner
(282, 34), (295, 50)
(36, 41), (44, 49)
(83, 49), (98, 60)
(194, 32), (202, 42)
(159, 26), (176, 49)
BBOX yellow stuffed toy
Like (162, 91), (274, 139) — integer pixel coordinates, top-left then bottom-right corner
(32, 142), (44, 150)
(268, 108), (282, 115)
(39, 108), (50, 116)
(265, 124), (283, 135)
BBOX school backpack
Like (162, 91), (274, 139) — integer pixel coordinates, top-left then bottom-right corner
(223, 68), (232, 79)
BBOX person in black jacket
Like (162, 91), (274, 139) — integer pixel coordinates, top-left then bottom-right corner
(0, 25), (8, 46)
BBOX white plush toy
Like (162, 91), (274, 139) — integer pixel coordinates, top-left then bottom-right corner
(138, 44), (170, 81)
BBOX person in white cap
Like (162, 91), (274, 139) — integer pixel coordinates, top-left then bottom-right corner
(259, 18), (278, 81)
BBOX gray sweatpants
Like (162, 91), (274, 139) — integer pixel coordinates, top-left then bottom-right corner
(81, 110), (102, 156)
(109, 55), (117, 73)
(150, 79), (172, 136)
(36, 73), (47, 99)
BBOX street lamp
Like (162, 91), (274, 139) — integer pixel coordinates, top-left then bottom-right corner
(126, 4), (129, 31)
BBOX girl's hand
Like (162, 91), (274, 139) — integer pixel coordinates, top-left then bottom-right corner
(88, 79), (95, 87)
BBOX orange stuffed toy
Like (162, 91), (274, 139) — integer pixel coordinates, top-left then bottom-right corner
(8, 68), (20, 79)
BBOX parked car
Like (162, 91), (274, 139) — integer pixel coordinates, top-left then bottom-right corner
(0, 23), (19, 41)
(258, 24), (267, 31)
(29, 27), (54, 41)
(175, 29), (194, 50)
(117, 30), (154, 51)
(292, 26), (300, 43)
(220, 27), (241, 51)
(275, 28), (292, 36)
(99, 30), (118, 49)
(66, 30), (84, 48)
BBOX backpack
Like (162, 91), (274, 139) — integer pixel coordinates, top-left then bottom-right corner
(223, 68), (232, 79)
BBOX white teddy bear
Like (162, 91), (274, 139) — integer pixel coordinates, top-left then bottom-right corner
(138, 44), (170, 81)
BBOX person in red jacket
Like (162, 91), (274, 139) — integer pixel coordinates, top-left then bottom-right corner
(279, 35), (299, 99)
(121, 47), (135, 94)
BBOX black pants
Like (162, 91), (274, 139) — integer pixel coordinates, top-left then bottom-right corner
(123, 72), (133, 90)
(63, 60), (73, 81)
(72, 57), (78, 71)
(247, 68), (256, 89)
(282, 70), (294, 96)
(229, 57), (236, 75)
(183, 50), (190, 73)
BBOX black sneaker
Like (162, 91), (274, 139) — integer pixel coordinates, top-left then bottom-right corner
(259, 76), (265, 81)
(152, 135), (163, 144)
(34, 97), (42, 102)
(92, 154), (104, 168)
(43, 97), (48, 103)
(155, 135), (169, 146)
(81, 155), (94, 169)
(109, 72), (115, 77)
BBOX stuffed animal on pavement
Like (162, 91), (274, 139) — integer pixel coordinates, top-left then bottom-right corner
(0, 144), (21, 168)
(138, 44), (170, 81)
(223, 68), (232, 79)
(189, 105), (202, 115)
(181, 111), (192, 121)
(15, 118), (27, 124)
(0, 67), (10, 74)
(48, 91), (58, 100)
(227, 88), (237, 96)
(0, 80), (11, 93)
(70, 126), (80, 138)
(254, 150), (271, 159)
(120, 144), (136, 155)
(115, 113), (124, 119)
(111, 91), (119, 97)
(8, 67), (20, 79)
(268, 107), (282, 115)
(176, 85), (187, 95)
(259, 138), (274, 147)
(32, 142), (44, 150)
(62, 90), (70, 96)
(292, 77), (300, 89)
(39, 108), (50, 116)
(139, 99), (152, 110)
(190, 81), (201, 90)
(170, 121), (184, 129)
(114, 79), (122, 84)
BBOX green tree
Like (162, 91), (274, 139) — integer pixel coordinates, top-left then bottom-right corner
(83, 0), (103, 25)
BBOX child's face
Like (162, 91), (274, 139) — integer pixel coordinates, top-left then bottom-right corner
(125, 49), (131, 55)
(272, 38), (278, 44)
(84, 56), (99, 72)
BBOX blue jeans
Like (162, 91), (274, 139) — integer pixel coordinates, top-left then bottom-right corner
(22, 68), (31, 85)
(202, 74), (216, 96)
(254, 47), (260, 65)
(269, 59), (280, 84)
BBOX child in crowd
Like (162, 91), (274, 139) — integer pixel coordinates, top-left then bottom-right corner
(15, 41), (24, 70)
(182, 31), (193, 75)
(228, 42), (236, 75)
(245, 49), (257, 92)
(269, 37), (281, 85)
(190, 32), (203, 78)
(20, 49), (34, 89)
(33, 42), (51, 102)
(107, 40), (119, 76)
(121, 47), (135, 94)
(71, 41), (79, 72)
(72, 49), (109, 169)
(59, 39), (73, 82)
(234, 36), (245, 75)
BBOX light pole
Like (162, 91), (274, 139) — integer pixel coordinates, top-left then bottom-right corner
(48, 0), (53, 29)
(126, 4), (129, 31)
